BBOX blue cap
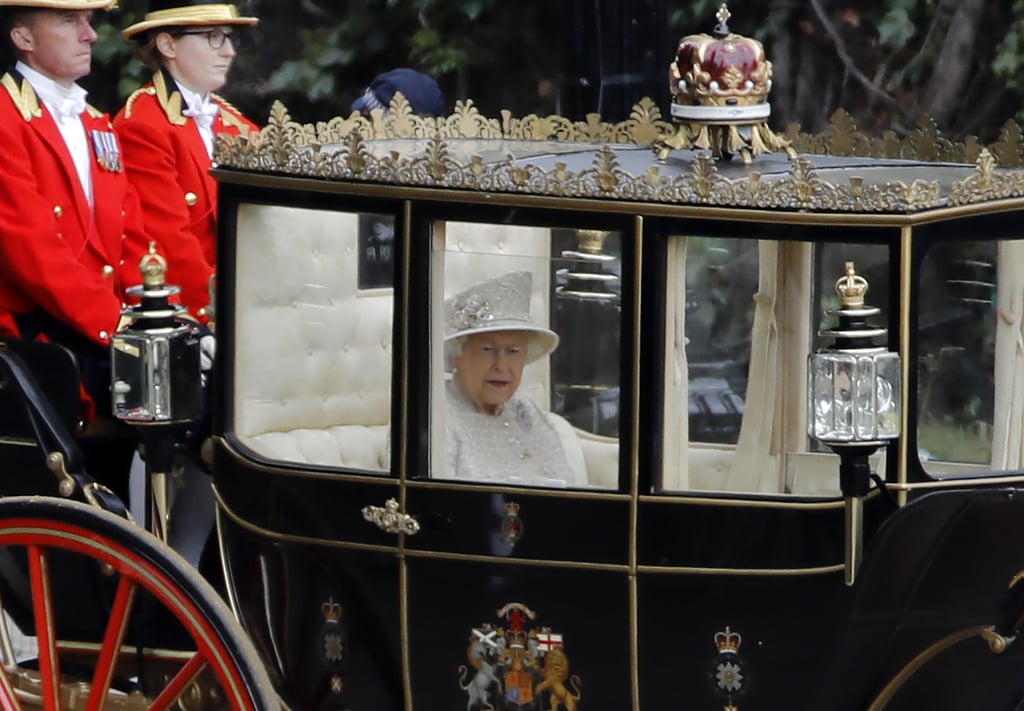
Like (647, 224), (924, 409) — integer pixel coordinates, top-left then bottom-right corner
(351, 68), (445, 117)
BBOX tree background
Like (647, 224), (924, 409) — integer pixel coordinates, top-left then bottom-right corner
(86, 0), (1024, 142)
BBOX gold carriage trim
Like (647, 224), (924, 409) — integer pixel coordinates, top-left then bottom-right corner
(214, 98), (1024, 214)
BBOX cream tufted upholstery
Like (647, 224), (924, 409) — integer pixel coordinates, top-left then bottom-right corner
(233, 204), (393, 470)
(231, 208), (620, 486)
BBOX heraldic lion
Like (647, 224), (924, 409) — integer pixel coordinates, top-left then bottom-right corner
(534, 647), (582, 711)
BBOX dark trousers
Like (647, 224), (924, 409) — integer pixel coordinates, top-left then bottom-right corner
(13, 311), (112, 418)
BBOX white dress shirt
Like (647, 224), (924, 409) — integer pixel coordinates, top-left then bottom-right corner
(16, 61), (93, 208)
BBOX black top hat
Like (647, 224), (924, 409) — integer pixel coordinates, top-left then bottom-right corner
(351, 68), (445, 117)
(123, 1), (258, 41)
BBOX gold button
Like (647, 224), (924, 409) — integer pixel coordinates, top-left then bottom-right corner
(184, 192), (198, 207)
(53, 205), (63, 217)
(102, 265), (114, 278)
(99, 330), (109, 341)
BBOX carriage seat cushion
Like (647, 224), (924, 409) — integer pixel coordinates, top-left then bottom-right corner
(241, 425), (390, 471)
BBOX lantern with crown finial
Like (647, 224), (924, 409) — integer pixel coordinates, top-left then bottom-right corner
(655, 3), (795, 164)
(807, 262), (901, 585)
(110, 242), (204, 424)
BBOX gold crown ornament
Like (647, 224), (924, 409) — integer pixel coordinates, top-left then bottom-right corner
(655, 3), (794, 164)
(836, 262), (869, 308)
(714, 626), (742, 653)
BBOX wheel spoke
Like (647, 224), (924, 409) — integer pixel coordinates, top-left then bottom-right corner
(0, 661), (25, 711)
(85, 576), (137, 711)
(147, 653), (207, 711)
(27, 545), (60, 711)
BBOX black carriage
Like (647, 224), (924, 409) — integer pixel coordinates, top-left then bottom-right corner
(199, 95), (1024, 711)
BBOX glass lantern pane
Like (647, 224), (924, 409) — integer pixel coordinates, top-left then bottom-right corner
(808, 352), (856, 442)
(854, 355), (877, 439)
(875, 351), (901, 438)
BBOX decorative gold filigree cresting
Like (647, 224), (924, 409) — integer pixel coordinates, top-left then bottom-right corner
(216, 99), (1024, 214)
(948, 148), (1024, 206)
(788, 110), (994, 165)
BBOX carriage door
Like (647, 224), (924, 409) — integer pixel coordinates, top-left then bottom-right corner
(636, 229), (894, 708)
(399, 217), (634, 711)
(216, 200), (407, 710)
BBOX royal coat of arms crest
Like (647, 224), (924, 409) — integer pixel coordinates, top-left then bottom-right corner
(458, 602), (581, 710)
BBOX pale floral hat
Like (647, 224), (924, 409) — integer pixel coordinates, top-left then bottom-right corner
(444, 270), (559, 364)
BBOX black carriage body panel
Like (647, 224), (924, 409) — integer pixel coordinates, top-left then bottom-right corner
(218, 509), (403, 711)
(402, 484), (631, 563)
(636, 492), (895, 570)
(215, 444), (400, 547)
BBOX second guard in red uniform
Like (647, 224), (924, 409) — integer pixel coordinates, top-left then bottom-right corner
(115, 1), (258, 324)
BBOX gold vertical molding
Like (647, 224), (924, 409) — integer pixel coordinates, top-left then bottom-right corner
(898, 225), (913, 506)
(399, 200), (414, 711)
(629, 215), (643, 711)
(399, 198), (415, 489)
(400, 560), (413, 711)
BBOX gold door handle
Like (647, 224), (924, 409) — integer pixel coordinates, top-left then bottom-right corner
(362, 498), (420, 535)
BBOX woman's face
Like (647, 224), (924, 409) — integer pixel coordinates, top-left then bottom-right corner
(454, 331), (529, 415)
(157, 25), (236, 94)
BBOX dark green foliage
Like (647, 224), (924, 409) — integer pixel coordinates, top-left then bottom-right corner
(84, 0), (1024, 141)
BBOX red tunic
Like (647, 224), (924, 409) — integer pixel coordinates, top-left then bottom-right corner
(0, 71), (152, 348)
(114, 71), (257, 322)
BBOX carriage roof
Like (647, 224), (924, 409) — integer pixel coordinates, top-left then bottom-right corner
(214, 98), (1024, 219)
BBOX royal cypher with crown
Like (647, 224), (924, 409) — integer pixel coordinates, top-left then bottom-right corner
(114, 1), (259, 325)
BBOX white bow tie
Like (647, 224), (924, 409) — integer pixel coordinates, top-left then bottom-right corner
(183, 101), (220, 130)
(53, 94), (86, 121)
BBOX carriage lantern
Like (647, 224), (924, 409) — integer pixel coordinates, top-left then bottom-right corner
(110, 243), (204, 424)
(808, 262), (901, 585)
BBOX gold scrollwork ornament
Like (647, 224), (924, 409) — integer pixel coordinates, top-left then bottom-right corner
(361, 498), (420, 535)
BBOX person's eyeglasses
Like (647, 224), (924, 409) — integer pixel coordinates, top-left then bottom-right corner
(175, 28), (236, 50)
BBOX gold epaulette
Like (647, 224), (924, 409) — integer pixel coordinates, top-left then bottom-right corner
(1, 73), (42, 122)
(122, 86), (156, 120)
(85, 103), (104, 119)
(153, 71), (186, 126)
(212, 93), (250, 132)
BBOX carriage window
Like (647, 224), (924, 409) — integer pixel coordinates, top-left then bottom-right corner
(662, 237), (889, 496)
(230, 204), (394, 473)
(431, 223), (621, 489)
(917, 239), (1017, 475)
(682, 237), (757, 447)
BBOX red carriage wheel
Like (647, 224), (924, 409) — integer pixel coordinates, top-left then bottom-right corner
(0, 497), (277, 710)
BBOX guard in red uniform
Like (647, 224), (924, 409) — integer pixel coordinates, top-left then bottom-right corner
(0, 0), (157, 420)
(115, 1), (258, 324)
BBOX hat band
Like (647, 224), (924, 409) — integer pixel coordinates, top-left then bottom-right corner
(140, 3), (243, 24)
(358, 87), (384, 112)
